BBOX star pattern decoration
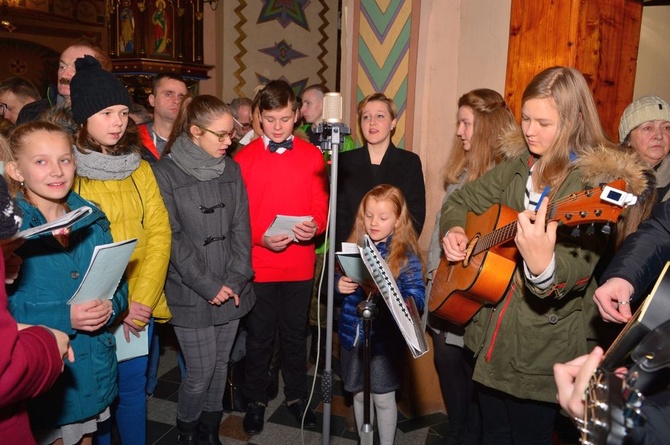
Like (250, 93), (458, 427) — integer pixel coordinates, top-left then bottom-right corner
(257, 0), (311, 31)
(258, 40), (307, 67)
(255, 75), (309, 98)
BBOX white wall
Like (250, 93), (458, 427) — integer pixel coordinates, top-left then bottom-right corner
(634, 6), (670, 101)
(412, 0), (511, 248)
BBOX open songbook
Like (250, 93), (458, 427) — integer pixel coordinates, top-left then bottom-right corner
(336, 242), (374, 286)
(15, 206), (93, 239)
(359, 235), (429, 358)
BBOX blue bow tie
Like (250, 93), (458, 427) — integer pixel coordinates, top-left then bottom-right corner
(268, 139), (293, 153)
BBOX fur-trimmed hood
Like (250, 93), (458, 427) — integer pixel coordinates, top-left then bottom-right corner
(497, 127), (655, 200)
(497, 127), (656, 243)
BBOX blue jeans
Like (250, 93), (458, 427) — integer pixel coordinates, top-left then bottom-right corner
(95, 319), (154, 445)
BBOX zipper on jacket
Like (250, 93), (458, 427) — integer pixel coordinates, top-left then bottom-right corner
(485, 283), (516, 362)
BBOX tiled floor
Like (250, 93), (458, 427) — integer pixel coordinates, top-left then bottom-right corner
(144, 328), (452, 445)
(143, 328), (580, 445)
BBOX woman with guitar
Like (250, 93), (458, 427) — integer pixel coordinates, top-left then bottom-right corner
(425, 88), (516, 444)
(439, 66), (652, 444)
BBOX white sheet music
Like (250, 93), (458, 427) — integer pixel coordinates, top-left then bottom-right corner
(359, 235), (429, 358)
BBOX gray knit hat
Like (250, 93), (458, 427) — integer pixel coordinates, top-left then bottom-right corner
(619, 95), (670, 142)
(70, 55), (131, 124)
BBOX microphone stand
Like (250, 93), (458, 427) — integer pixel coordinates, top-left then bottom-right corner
(357, 296), (378, 445)
(315, 121), (349, 445)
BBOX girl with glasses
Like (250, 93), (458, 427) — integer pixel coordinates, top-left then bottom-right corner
(154, 95), (256, 444)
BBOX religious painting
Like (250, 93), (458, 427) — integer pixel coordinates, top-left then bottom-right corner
(119, 0), (135, 54)
(151, 0), (171, 56)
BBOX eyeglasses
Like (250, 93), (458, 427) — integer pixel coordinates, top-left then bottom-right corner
(233, 116), (252, 131)
(0, 104), (6, 117)
(199, 126), (236, 142)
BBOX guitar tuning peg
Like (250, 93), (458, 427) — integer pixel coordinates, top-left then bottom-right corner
(586, 223), (596, 236)
(601, 223), (611, 235)
(571, 226), (581, 237)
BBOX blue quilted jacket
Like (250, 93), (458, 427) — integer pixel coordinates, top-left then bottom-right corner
(336, 237), (424, 354)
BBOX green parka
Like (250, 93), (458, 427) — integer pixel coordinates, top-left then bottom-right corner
(439, 131), (652, 403)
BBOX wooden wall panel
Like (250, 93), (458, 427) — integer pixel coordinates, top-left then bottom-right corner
(505, 0), (643, 141)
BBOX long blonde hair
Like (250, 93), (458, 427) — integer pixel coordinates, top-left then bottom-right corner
(444, 89), (516, 186)
(347, 184), (424, 278)
(522, 67), (614, 194)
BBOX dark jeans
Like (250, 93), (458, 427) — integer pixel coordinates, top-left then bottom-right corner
(243, 280), (312, 403)
(478, 385), (558, 445)
(431, 331), (480, 436)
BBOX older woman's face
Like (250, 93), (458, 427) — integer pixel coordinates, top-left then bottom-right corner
(628, 120), (670, 167)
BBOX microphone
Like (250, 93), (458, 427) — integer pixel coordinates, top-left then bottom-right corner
(314, 92), (350, 155)
(323, 92), (343, 124)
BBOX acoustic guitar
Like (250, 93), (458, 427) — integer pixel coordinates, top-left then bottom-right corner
(429, 179), (631, 325)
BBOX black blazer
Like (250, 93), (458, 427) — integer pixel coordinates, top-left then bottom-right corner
(336, 143), (426, 249)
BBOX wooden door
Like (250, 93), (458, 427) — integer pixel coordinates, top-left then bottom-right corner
(505, 0), (643, 141)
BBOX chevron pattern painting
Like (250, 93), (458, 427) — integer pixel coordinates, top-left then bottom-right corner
(356, 0), (415, 148)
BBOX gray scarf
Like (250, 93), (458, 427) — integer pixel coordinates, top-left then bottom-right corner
(170, 134), (226, 181)
(75, 148), (141, 180)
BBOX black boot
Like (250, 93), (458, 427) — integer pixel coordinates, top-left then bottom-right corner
(176, 418), (199, 445)
(199, 411), (223, 445)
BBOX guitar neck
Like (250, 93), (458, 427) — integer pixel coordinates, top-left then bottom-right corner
(471, 202), (563, 256)
(473, 220), (517, 256)
(600, 304), (650, 371)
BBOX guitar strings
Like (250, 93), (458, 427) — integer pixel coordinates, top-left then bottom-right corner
(472, 186), (617, 255)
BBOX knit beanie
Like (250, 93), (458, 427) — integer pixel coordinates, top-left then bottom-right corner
(618, 95), (670, 142)
(70, 55), (131, 124)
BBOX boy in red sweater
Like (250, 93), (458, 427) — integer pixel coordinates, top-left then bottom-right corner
(234, 80), (329, 435)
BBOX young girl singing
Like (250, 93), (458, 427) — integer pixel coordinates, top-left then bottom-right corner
(3, 121), (128, 445)
(67, 55), (171, 445)
(336, 184), (425, 445)
(440, 66), (652, 444)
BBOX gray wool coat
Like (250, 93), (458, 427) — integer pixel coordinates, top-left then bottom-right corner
(153, 154), (255, 328)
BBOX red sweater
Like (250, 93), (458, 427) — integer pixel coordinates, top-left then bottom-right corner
(235, 137), (329, 282)
(0, 257), (62, 445)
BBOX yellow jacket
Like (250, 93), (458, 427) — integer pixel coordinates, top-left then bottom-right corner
(74, 160), (172, 324)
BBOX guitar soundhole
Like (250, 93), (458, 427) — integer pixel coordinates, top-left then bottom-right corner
(462, 234), (479, 267)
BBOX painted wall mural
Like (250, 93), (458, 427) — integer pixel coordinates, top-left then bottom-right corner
(354, 0), (418, 148)
(221, 0), (338, 102)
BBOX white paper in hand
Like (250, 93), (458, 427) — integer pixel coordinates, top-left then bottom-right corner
(264, 214), (313, 241)
(67, 238), (138, 305)
(111, 324), (149, 362)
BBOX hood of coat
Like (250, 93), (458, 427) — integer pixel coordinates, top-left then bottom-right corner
(497, 126), (654, 199)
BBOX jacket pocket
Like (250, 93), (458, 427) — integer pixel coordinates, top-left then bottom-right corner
(93, 332), (118, 406)
(510, 304), (585, 376)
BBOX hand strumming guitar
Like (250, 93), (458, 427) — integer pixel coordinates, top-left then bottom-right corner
(442, 227), (468, 262)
